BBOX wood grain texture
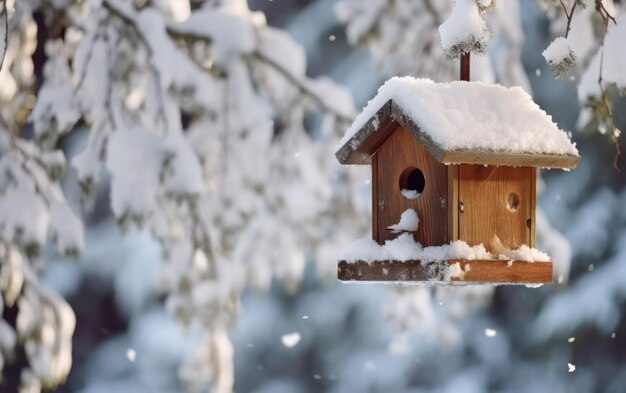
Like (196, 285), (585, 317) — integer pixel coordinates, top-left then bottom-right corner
(372, 154), (378, 241)
(374, 126), (448, 246)
(448, 259), (551, 283)
(530, 168), (537, 248)
(337, 259), (552, 284)
(458, 165), (533, 252)
(439, 149), (580, 169)
(335, 99), (580, 169)
(447, 165), (459, 242)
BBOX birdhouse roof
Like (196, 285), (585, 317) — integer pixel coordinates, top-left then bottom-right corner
(335, 77), (580, 169)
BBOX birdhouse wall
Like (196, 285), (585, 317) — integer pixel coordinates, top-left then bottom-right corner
(372, 126), (448, 246)
(455, 165), (536, 253)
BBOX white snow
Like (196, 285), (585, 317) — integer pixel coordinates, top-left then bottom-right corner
(337, 77), (579, 158)
(401, 189), (420, 200)
(567, 363), (576, 373)
(105, 127), (163, 218)
(340, 238), (392, 263)
(281, 332), (301, 348)
(340, 233), (549, 264)
(49, 201), (84, 256)
(497, 245), (550, 263)
(438, 0), (489, 59)
(446, 262), (466, 280)
(542, 37), (572, 66)
(484, 328), (497, 337)
(126, 348), (137, 362)
(387, 209), (419, 232)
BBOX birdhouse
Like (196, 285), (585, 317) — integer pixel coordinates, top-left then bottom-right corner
(336, 77), (580, 285)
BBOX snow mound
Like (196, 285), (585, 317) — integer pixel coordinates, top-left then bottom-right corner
(387, 209), (419, 232)
(340, 233), (549, 263)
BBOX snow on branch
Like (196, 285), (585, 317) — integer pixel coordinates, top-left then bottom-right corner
(1, 0), (357, 391)
(438, 0), (493, 59)
(543, 37), (576, 78)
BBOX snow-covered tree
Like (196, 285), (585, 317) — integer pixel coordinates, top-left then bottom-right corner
(1, 0), (624, 392)
(0, 0), (362, 391)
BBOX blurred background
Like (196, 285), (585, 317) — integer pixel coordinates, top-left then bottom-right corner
(1, 0), (625, 392)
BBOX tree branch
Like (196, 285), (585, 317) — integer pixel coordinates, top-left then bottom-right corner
(251, 51), (353, 123)
(557, 0), (578, 38)
(0, 0), (8, 72)
(101, 0), (169, 130)
(596, 13), (620, 172)
(166, 20), (354, 124)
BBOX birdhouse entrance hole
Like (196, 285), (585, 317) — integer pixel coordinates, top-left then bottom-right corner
(399, 167), (425, 195)
(507, 192), (520, 212)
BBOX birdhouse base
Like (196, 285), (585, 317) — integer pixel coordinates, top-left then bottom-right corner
(337, 259), (552, 285)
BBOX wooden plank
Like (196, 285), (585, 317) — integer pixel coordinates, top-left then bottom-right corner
(374, 126), (448, 246)
(458, 165), (532, 253)
(334, 99), (580, 170)
(338, 260), (447, 282)
(447, 165), (459, 243)
(337, 259), (552, 284)
(449, 259), (551, 283)
(439, 149), (580, 169)
(530, 168), (537, 248)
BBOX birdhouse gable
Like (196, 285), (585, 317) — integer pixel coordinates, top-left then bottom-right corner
(335, 77), (580, 169)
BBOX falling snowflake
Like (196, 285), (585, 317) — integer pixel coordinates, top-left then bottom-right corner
(281, 332), (301, 348)
(484, 328), (497, 337)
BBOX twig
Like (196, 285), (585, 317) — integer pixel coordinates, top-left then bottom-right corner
(0, 0), (8, 72)
(595, 0), (617, 25)
(74, 21), (105, 94)
(596, 13), (620, 171)
(557, 0), (578, 38)
(166, 22), (354, 123)
(251, 51), (353, 123)
(10, 142), (53, 207)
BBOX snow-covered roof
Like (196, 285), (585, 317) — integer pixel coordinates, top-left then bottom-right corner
(336, 77), (580, 169)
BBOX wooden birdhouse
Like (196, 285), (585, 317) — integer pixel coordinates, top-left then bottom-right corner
(336, 77), (580, 285)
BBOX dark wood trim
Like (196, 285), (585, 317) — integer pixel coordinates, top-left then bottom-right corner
(372, 154), (379, 243)
(338, 259), (552, 284)
(530, 168), (537, 248)
(460, 52), (470, 81)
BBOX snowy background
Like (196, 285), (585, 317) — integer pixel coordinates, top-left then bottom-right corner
(1, 0), (626, 392)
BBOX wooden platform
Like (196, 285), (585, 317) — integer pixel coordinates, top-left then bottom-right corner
(337, 259), (553, 284)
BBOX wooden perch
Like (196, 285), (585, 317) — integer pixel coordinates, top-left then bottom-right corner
(338, 259), (553, 284)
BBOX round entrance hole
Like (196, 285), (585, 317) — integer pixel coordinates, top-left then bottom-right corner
(399, 167), (425, 199)
(507, 192), (520, 212)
